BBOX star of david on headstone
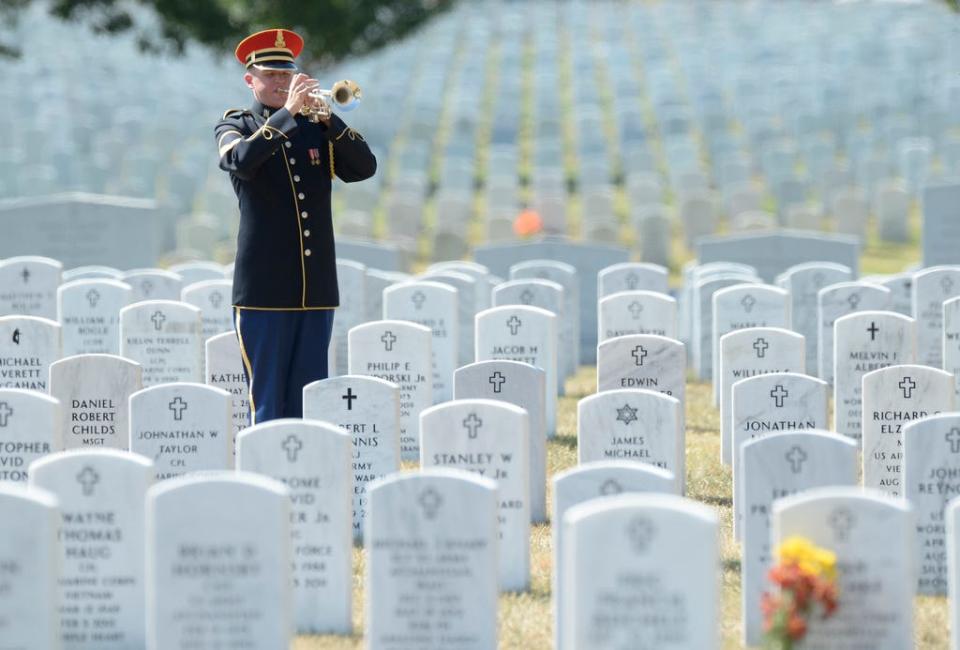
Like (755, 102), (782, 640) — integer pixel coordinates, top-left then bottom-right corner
(507, 316), (522, 335)
(740, 294), (756, 313)
(785, 445), (808, 473)
(86, 289), (101, 309)
(489, 371), (506, 393)
(899, 376), (916, 399)
(616, 403), (638, 425)
(20, 268), (30, 284)
(209, 292), (223, 309)
(599, 479), (623, 496)
(625, 272), (639, 290)
(828, 507), (855, 542)
(867, 321), (879, 341)
(519, 289), (535, 305)
(631, 345), (647, 366)
(626, 517), (656, 554)
(463, 413), (483, 439)
(282, 435), (303, 462)
(0, 402), (13, 427)
(151, 311), (166, 331)
(753, 337), (769, 359)
(770, 384), (789, 408)
(411, 291), (426, 310)
(942, 276), (956, 295)
(381, 331), (397, 351)
(168, 397), (188, 421)
(628, 301), (643, 319)
(142, 280), (154, 296)
(846, 293), (861, 310)
(947, 428), (960, 453)
(342, 388), (357, 410)
(418, 487), (443, 520)
(77, 466), (99, 496)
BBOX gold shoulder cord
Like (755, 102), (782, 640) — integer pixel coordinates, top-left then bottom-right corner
(328, 142), (335, 179)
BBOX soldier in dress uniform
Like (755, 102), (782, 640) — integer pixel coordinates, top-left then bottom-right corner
(215, 28), (377, 424)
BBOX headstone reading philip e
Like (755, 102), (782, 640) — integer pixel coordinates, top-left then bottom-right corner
(120, 300), (203, 386)
(365, 470), (498, 650)
(0, 388), (61, 482)
(303, 375), (401, 542)
(146, 472), (292, 650)
(237, 419), (353, 634)
(348, 320), (432, 461)
(862, 364), (955, 496)
(0, 483), (59, 650)
(50, 354), (142, 451)
(0, 315), (61, 391)
(30, 449), (153, 649)
(58, 279), (132, 356)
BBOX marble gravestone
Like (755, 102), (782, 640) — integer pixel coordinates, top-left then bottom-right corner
(420, 270), (477, 367)
(740, 432), (857, 645)
(205, 332), (249, 450)
(426, 261), (492, 316)
(903, 413), (960, 595)
(947, 496), (960, 649)
(711, 284), (789, 402)
(237, 420), (352, 634)
(597, 262), (669, 298)
(913, 266), (960, 368)
(181, 279), (234, 340)
(561, 494), (719, 650)
(551, 461), (677, 650)
(578, 389), (684, 493)
(719, 327), (805, 466)
(332, 259), (367, 377)
(693, 275), (759, 381)
(62, 266), (123, 282)
(146, 473), (292, 650)
(454, 360), (547, 523)
(119, 301), (203, 386)
(365, 268), (408, 322)
(365, 470), (498, 650)
(781, 262), (853, 376)
(383, 280), (458, 404)
(31, 449), (153, 649)
(0, 256), (62, 320)
(868, 273), (913, 316)
(596, 334), (686, 406)
(833, 311), (917, 441)
(493, 278), (571, 386)
(420, 399), (530, 592)
(0, 315), (61, 392)
(348, 321), (432, 461)
(510, 259), (582, 378)
(697, 231), (859, 283)
(817, 282), (891, 383)
(50, 354), (142, 451)
(129, 383), (232, 481)
(167, 262), (225, 286)
(863, 364), (955, 496)
(475, 305), (558, 436)
(58, 279), (132, 356)
(598, 291), (678, 342)
(121, 269), (183, 303)
(945, 296), (960, 399)
(0, 483), (59, 649)
(0, 388), (61, 482)
(923, 183), (960, 267)
(302, 375), (401, 542)
(773, 488), (914, 649)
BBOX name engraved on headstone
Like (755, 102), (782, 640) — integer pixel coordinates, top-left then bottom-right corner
(0, 389), (61, 482)
(0, 316), (62, 391)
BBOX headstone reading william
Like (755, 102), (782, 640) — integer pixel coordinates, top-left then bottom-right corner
(0, 388), (61, 482)
(57, 279), (132, 356)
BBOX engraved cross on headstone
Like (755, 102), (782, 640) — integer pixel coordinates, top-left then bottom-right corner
(489, 371), (506, 393)
(151, 311), (166, 331)
(168, 397), (188, 421)
(507, 316), (522, 335)
(828, 507), (855, 542)
(381, 331), (397, 351)
(0, 402), (13, 427)
(77, 466), (99, 496)
(86, 289), (101, 309)
(631, 345), (648, 366)
(947, 428), (960, 453)
(847, 293), (861, 310)
(628, 301), (643, 319)
(625, 272), (639, 290)
(519, 289), (535, 305)
(626, 516), (655, 553)
(20, 268), (30, 284)
(282, 435), (303, 462)
(740, 294), (756, 313)
(411, 291), (426, 310)
(785, 445), (808, 473)
(342, 388), (357, 410)
(209, 292), (223, 309)
(753, 337), (769, 358)
(899, 376), (917, 399)
(867, 321), (879, 341)
(418, 487), (442, 520)
(463, 413), (483, 439)
(770, 385), (789, 408)
(942, 276), (956, 294)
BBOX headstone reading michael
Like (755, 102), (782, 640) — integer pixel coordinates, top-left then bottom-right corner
(0, 315), (61, 391)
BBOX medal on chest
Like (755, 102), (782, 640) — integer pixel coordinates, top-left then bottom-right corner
(308, 148), (322, 166)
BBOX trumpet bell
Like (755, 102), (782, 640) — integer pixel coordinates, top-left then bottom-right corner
(330, 79), (361, 112)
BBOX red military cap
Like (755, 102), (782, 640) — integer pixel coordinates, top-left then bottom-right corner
(234, 28), (304, 70)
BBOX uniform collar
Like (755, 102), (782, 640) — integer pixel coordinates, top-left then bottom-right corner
(251, 99), (283, 118)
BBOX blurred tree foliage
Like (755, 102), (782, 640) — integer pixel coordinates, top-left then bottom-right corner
(0, 0), (454, 65)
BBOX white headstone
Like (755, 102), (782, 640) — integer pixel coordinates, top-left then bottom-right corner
(0, 388), (61, 482)
(0, 256), (62, 320)
(818, 282), (891, 383)
(913, 266), (960, 368)
(181, 279), (234, 340)
(119, 300), (203, 386)
(493, 278), (571, 386)
(945, 296), (960, 399)
(121, 269), (184, 302)
(0, 315), (61, 391)
(205, 332), (249, 453)
(420, 270), (476, 366)
(332, 259), (367, 376)
(782, 262), (853, 373)
(598, 290), (678, 342)
(597, 262), (669, 298)
(57, 279), (132, 356)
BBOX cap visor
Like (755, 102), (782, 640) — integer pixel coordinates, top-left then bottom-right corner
(249, 61), (298, 70)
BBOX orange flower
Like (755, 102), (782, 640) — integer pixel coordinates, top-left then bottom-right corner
(513, 209), (543, 236)
(786, 613), (808, 640)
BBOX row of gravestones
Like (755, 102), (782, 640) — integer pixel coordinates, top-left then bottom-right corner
(4, 457), (957, 650)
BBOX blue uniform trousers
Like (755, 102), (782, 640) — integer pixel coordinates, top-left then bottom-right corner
(233, 307), (335, 424)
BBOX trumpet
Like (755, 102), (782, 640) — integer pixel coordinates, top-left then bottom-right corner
(280, 79), (362, 123)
